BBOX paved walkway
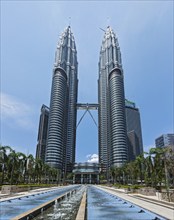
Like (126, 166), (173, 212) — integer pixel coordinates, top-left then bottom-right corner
(97, 186), (174, 220)
(0, 186), (63, 202)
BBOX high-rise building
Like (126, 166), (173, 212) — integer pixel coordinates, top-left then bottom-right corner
(45, 26), (78, 172)
(36, 26), (143, 177)
(36, 105), (49, 162)
(98, 26), (128, 171)
(155, 134), (174, 149)
(125, 99), (143, 161)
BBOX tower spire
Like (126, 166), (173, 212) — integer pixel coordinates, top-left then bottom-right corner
(107, 17), (111, 27)
(69, 17), (71, 26)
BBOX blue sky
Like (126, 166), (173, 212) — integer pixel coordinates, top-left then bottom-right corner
(1, 1), (173, 162)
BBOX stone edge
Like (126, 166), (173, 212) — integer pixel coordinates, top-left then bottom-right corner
(76, 191), (87, 220)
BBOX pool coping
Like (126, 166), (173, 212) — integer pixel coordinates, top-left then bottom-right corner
(76, 191), (87, 220)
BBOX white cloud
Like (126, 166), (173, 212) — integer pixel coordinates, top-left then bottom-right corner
(1, 93), (34, 129)
(86, 154), (99, 163)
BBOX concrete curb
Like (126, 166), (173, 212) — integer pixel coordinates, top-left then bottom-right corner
(132, 194), (174, 209)
(76, 191), (87, 220)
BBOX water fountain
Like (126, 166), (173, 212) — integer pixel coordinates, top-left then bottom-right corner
(1, 185), (167, 220)
(87, 186), (166, 220)
(0, 185), (80, 219)
(34, 185), (86, 220)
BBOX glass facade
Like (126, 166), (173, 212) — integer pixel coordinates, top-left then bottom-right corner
(109, 70), (127, 166)
(36, 104), (49, 162)
(155, 134), (174, 148)
(98, 27), (128, 170)
(45, 26), (78, 172)
(73, 162), (99, 184)
(36, 26), (144, 176)
(46, 68), (68, 169)
(125, 102), (143, 161)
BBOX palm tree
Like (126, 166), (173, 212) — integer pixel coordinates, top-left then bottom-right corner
(23, 154), (35, 184)
(152, 148), (165, 187)
(144, 147), (171, 189)
(135, 154), (145, 185)
(17, 152), (27, 183)
(0, 145), (12, 184)
(43, 163), (50, 184)
(50, 168), (57, 184)
(110, 166), (116, 184)
(114, 167), (123, 184)
(165, 146), (174, 187)
(26, 154), (35, 184)
(34, 159), (44, 184)
(144, 151), (154, 187)
(0, 145), (65, 186)
(124, 161), (137, 184)
(7, 150), (26, 185)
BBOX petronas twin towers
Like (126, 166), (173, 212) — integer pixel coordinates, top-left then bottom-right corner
(46, 27), (78, 172)
(39, 26), (131, 174)
(98, 27), (127, 171)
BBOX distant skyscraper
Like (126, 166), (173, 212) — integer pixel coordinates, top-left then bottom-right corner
(36, 105), (49, 162)
(45, 26), (78, 172)
(155, 134), (174, 149)
(125, 99), (143, 161)
(98, 26), (128, 171)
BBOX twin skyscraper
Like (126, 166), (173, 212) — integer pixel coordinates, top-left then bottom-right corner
(36, 26), (143, 175)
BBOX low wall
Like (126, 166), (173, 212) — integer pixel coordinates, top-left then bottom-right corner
(1, 185), (18, 194)
(124, 188), (139, 194)
(1, 185), (55, 194)
(161, 190), (174, 202)
(17, 186), (40, 193)
(138, 187), (156, 196)
(138, 188), (174, 201)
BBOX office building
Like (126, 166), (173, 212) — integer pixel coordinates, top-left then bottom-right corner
(98, 26), (128, 170)
(45, 26), (78, 172)
(125, 99), (143, 161)
(155, 134), (174, 149)
(36, 105), (49, 162)
(36, 26), (144, 177)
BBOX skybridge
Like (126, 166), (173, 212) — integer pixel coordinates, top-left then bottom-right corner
(76, 103), (99, 110)
(76, 103), (99, 128)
